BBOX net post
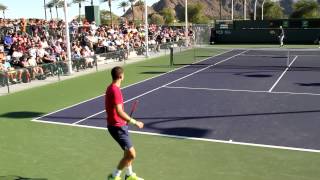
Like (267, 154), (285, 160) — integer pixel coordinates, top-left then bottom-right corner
(123, 49), (126, 65)
(170, 47), (174, 67)
(193, 46), (196, 61)
(94, 55), (98, 71)
(287, 50), (290, 67)
(57, 62), (61, 81)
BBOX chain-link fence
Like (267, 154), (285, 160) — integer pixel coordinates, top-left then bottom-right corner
(192, 24), (214, 46)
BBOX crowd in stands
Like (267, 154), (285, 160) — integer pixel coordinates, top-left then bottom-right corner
(0, 18), (191, 85)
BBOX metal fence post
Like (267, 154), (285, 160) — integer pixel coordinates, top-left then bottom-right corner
(57, 62), (61, 81)
(193, 47), (196, 61)
(170, 47), (174, 67)
(94, 55), (98, 71)
(6, 72), (10, 94)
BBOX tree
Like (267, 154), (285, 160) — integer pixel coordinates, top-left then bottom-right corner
(262, 1), (284, 19)
(291, 0), (320, 18)
(160, 8), (175, 24)
(100, 10), (119, 25)
(150, 13), (165, 25)
(72, 0), (87, 23)
(0, 3), (7, 19)
(187, 3), (209, 24)
(48, 0), (65, 19)
(118, 1), (129, 15)
(45, 1), (55, 19)
(54, 0), (62, 19)
(101, 0), (114, 26)
(128, 0), (136, 22)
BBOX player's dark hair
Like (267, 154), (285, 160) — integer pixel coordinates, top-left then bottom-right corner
(111, 66), (124, 80)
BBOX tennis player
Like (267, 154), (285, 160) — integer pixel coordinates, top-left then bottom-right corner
(105, 66), (144, 180)
(279, 26), (285, 47)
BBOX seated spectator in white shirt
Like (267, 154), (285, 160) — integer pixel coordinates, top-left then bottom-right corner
(40, 38), (49, 49)
(28, 55), (45, 80)
(81, 46), (94, 68)
(11, 46), (24, 60)
(18, 55), (31, 82)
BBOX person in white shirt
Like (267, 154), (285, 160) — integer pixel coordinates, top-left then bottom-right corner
(40, 38), (49, 49)
(28, 56), (45, 80)
(90, 21), (98, 34)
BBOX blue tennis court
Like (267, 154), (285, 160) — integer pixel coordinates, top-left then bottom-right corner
(33, 49), (320, 152)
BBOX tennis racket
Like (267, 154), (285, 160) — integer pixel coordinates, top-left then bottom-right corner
(129, 100), (139, 117)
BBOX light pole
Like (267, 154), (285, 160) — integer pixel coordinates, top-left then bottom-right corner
(44, 0), (47, 20)
(254, 0), (258, 20)
(244, 0), (247, 20)
(262, 0), (266, 20)
(231, 0), (234, 20)
(185, 0), (189, 46)
(144, 0), (149, 58)
(61, 0), (73, 75)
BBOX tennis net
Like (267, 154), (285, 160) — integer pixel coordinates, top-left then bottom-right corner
(190, 47), (320, 70)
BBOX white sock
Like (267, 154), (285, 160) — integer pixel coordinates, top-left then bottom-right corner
(126, 165), (133, 176)
(112, 169), (122, 177)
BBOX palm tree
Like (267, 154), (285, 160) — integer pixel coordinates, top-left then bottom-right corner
(101, 0), (114, 26)
(0, 3), (8, 19)
(46, 1), (55, 19)
(135, 0), (144, 22)
(128, 0), (136, 22)
(47, 0), (60, 19)
(118, 1), (129, 15)
(72, 0), (87, 23)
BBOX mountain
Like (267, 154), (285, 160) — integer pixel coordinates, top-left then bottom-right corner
(122, 0), (320, 21)
(123, 5), (156, 22)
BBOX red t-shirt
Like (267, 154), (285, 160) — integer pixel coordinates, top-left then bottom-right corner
(105, 84), (127, 127)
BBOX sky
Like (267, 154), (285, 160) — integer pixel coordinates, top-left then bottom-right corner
(1, 0), (159, 21)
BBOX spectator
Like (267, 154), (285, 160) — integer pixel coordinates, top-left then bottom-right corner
(3, 56), (19, 83)
(28, 55), (45, 80)
(4, 33), (13, 50)
(1, 17), (188, 85)
(18, 55), (31, 82)
(0, 46), (4, 62)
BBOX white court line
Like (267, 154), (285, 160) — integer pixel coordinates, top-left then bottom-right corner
(270, 91), (320, 96)
(32, 49), (233, 122)
(32, 119), (320, 153)
(164, 86), (320, 96)
(164, 86), (268, 93)
(72, 50), (248, 125)
(268, 56), (298, 92)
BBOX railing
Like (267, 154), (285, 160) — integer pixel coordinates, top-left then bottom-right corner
(0, 40), (189, 94)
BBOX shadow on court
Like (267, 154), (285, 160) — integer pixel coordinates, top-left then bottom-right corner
(296, 83), (320, 87)
(159, 127), (211, 137)
(0, 175), (47, 180)
(237, 74), (274, 78)
(140, 71), (167, 75)
(0, 111), (44, 120)
(138, 109), (320, 122)
(138, 65), (170, 68)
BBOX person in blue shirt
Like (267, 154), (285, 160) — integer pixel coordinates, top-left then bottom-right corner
(4, 33), (13, 50)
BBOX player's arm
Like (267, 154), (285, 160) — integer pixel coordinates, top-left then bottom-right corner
(115, 104), (144, 129)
